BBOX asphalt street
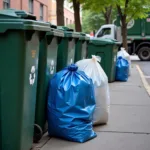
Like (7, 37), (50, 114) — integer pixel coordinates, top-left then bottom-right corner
(131, 55), (150, 85)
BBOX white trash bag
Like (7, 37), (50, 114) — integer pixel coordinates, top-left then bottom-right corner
(76, 55), (110, 125)
(117, 47), (131, 75)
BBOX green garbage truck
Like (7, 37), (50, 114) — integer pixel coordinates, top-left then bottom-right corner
(95, 15), (150, 61)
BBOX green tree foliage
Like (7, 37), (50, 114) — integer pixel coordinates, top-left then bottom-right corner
(82, 0), (150, 50)
(66, 24), (75, 30)
(81, 0), (114, 24)
(116, 0), (150, 49)
(82, 8), (117, 34)
(82, 10), (105, 33)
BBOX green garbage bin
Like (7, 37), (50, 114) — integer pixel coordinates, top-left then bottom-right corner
(34, 24), (64, 142)
(74, 33), (90, 62)
(56, 26), (81, 71)
(0, 9), (50, 150)
(87, 38), (120, 82)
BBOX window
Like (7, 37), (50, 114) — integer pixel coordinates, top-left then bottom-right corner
(29, 0), (33, 14)
(97, 28), (111, 37)
(70, 20), (72, 24)
(3, 0), (10, 9)
(40, 4), (44, 21)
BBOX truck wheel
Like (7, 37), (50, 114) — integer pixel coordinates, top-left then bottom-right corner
(138, 47), (150, 61)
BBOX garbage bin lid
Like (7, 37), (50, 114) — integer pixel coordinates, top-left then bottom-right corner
(45, 23), (64, 37)
(47, 28), (64, 37)
(105, 38), (121, 45)
(72, 32), (81, 38)
(79, 32), (90, 40)
(50, 24), (57, 29)
(0, 9), (36, 19)
(57, 26), (81, 38)
(53, 29), (64, 37)
(0, 9), (50, 33)
(89, 38), (120, 45)
(57, 26), (74, 32)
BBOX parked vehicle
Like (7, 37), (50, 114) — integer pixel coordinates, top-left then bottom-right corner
(95, 15), (150, 61)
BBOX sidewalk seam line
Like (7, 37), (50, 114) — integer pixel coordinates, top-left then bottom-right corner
(96, 130), (150, 135)
(136, 65), (150, 97)
(110, 104), (150, 107)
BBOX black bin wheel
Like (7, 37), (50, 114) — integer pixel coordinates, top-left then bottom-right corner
(33, 124), (43, 143)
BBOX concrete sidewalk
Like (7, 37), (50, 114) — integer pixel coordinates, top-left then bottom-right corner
(34, 64), (150, 150)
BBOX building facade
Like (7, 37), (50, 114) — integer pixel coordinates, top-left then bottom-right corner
(0, 0), (49, 21)
(64, 0), (74, 25)
(48, 0), (74, 25)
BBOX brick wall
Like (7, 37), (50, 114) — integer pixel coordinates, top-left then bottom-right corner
(48, 0), (75, 25)
(64, 8), (74, 25)
(22, 0), (29, 11)
(34, 0), (40, 19)
(0, 1), (3, 8)
(11, 0), (21, 9)
(0, 0), (49, 21)
(48, 0), (57, 24)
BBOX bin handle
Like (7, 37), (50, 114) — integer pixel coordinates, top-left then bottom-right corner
(15, 10), (36, 20)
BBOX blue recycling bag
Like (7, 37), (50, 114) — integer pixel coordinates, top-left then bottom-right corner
(47, 64), (97, 143)
(115, 56), (129, 82)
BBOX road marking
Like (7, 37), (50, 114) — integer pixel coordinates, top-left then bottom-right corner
(136, 65), (150, 96)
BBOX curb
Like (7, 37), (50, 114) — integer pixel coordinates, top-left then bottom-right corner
(136, 65), (150, 96)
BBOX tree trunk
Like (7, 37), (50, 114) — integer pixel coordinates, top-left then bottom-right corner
(103, 6), (112, 24)
(72, 0), (82, 32)
(56, 0), (64, 26)
(117, 5), (128, 51)
(105, 15), (111, 24)
(121, 16), (128, 50)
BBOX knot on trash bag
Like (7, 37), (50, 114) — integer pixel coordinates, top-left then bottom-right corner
(121, 47), (125, 51)
(68, 64), (78, 71)
(92, 55), (101, 62)
(118, 56), (123, 59)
